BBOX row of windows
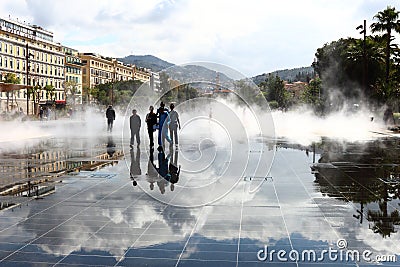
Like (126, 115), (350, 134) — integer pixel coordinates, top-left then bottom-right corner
(0, 90), (64, 100)
(28, 77), (63, 89)
(0, 56), (24, 70)
(92, 77), (111, 85)
(90, 60), (113, 70)
(115, 66), (132, 75)
(90, 68), (112, 79)
(0, 41), (63, 65)
(66, 76), (80, 84)
(66, 66), (81, 75)
(66, 56), (81, 64)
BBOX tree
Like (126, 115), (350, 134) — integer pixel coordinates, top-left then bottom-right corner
(301, 78), (325, 114)
(3, 73), (21, 84)
(371, 6), (400, 85)
(264, 74), (289, 109)
(347, 35), (386, 99)
(64, 81), (79, 107)
(45, 85), (55, 101)
(2, 73), (21, 112)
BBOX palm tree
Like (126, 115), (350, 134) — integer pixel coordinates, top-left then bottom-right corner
(371, 6), (400, 85)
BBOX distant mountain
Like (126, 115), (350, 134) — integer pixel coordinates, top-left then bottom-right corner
(164, 64), (234, 89)
(119, 54), (234, 88)
(118, 55), (174, 72)
(253, 66), (314, 85)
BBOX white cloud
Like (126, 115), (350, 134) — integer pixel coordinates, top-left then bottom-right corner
(0, 0), (399, 76)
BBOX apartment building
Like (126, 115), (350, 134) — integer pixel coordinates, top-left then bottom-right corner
(80, 53), (155, 91)
(134, 67), (151, 83)
(79, 53), (115, 90)
(0, 17), (65, 114)
(63, 46), (83, 105)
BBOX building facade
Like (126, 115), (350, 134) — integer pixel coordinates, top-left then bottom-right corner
(0, 17), (65, 115)
(134, 67), (151, 83)
(63, 46), (83, 105)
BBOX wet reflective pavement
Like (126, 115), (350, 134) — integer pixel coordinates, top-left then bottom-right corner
(0, 132), (399, 266)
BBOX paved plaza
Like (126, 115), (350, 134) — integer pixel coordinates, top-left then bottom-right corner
(0, 126), (399, 266)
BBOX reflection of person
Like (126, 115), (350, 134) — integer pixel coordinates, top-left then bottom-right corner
(383, 107), (395, 125)
(47, 107), (52, 120)
(157, 149), (170, 194)
(157, 106), (171, 150)
(130, 109), (141, 148)
(106, 105), (116, 132)
(106, 135), (116, 157)
(169, 148), (181, 191)
(146, 148), (159, 190)
(145, 106), (158, 148)
(169, 103), (181, 147)
(130, 147), (141, 187)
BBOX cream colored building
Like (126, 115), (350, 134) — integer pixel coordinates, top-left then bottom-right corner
(80, 53), (152, 91)
(134, 67), (151, 83)
(0, 17), (65, 115)
(79, 53), (155, 102)
(79, 53), (115, 90)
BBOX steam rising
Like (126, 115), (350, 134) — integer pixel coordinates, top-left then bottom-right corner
(273, 105), (388, 146)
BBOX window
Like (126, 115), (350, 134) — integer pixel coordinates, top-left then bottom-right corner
(17, 60), (19, 70)
(9, 44), (12, 54)
(4, 57), (7, 68)
(0, 57), (2, 67)
(4, 44), (7, 53)
(17, 46), (19, 56)
(0, 42), (2, 52)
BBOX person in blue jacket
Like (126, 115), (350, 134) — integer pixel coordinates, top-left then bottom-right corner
(157, 105), (171, 150)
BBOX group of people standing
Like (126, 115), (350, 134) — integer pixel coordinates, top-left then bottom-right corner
(129, 101), (181, 151)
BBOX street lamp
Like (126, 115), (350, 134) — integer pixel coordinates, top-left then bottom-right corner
(356, 20), (367, 94)
(25, 43), (34, 116)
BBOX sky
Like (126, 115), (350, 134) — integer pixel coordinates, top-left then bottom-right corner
(1, 0), (399, 77)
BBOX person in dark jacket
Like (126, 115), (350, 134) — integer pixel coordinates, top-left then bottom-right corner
(106, 105), (116, 132)
(145, 106), (158, 148)
(130, 109), (141, 148)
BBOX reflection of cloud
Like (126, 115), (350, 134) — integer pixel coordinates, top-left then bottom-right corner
(9, 145), (398, 262)
(356, 223), (400, 255)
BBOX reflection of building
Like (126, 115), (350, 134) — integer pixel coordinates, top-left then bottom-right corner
(0, 17), (65, 114)
(0, 137), (123, 189)
(63, 46), (83, 105)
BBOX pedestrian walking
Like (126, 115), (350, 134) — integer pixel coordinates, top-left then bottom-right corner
(106, 105), (116, 132)
(39, 107), (44, 121)
(168, 103), (181, 147)
(145, 106), (158, 148)
(157, 106), (171, 150)
(130, 109), (141, 148)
